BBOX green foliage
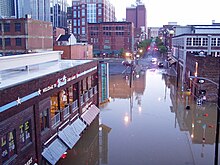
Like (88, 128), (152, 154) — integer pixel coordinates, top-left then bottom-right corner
(138, 39), (152, 51)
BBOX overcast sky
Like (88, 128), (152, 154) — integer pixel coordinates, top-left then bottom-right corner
(68, 0), (220, 27)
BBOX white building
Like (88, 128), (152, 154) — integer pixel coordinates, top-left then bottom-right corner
(171, 24), (220, 91)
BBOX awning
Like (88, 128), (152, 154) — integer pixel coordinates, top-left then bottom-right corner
(42, 138), (68, 165)
(58, 125), (80, 149)
(81, 104), (100, 125)
(169, 59), (176, 66)
(70, 117), (87, 135)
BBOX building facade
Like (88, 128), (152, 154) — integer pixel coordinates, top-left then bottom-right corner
(171, 24), (220, 92)
(50, 0), (68, 29)
(67, 0), (116, 42)
(0, 0), (15, 18)
(0, 17), (53, 55)
(88, 22), (134, 56)
(126, 0), (147, 44)
(0, 51), (100, 165)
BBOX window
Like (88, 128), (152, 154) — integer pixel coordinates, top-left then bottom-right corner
(193, 38), (201, 46)
(19, 120), (32, 148)
(186, 38), (192, 46)
(4, 23), (10, 32)
(15, 38), (22, 46)
(40, 109), (49, 132)
(202, 38), (208, 46)
(217, 38), (220, 46)
(15, 23), (21, 32)
(0, 23), (2, 32)
(1, 130), (16, 163)
(59, 89), (68, 110)
(5, 38), (11, 46)
(82, 9), (85, 16)
(211, 38), (217, 46)
(0, 38), (2, 46)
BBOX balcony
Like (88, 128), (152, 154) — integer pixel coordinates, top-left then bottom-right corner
(51, 112), (61, 127)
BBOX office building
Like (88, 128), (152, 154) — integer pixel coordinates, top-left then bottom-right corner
(0, 0), (15, 18)
(50, 0), (68, 29)
(126, 0), (147, 43)
(68, 0), (116, 42)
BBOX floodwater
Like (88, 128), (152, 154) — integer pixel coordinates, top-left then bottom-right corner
(58, 65), (218, 165)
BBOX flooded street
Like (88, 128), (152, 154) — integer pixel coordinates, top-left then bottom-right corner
(58, 61), (218, 165)
(99, 68), (217, 165)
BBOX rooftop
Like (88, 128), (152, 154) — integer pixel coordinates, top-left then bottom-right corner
(0, 51), (93, 90)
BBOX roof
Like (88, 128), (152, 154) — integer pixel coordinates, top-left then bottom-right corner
(0, 58), (94, 90)
(57, 34), (71, 41)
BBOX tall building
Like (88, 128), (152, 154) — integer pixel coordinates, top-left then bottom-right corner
(68, 0), (116, 42)
(0, 0), (15, 18)
(50, 0), (68, 29)
(126, 0), (147, 46)
(0, 0), (50, 21)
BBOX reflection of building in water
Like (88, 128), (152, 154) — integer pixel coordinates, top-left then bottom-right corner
(99, 62), (110, 104)
(163, 73), (217, 146)
(109, 73), (146, 99)
(58, 117), (100, 165)
(99, 124), (112, 164)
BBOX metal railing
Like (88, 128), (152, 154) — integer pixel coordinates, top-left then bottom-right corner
(94, 85), (97, 94)
(62, 106), (70, 119)
(51, 112), (61, 127)
(89, 88), (93, 98)
(84, 91), (89, 101)
(71, 100), (78, 113)
(80, 95), (84, 105)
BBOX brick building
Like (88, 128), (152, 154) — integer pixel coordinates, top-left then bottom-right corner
(54, 43), (93, 59)
(0, 17), (53, 56)
(185, 53), (219, 102)
(67, 0), (116, 42)
(126, 0), (147, 45)
(88, 22), (134, 56)
(0, 51), (100, 164)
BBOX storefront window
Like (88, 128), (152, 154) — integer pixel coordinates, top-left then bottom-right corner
(60, 89), (68, 110)
(40, 109), (49, 132)
(68, 86), (74, 104)
(50, 93), (59, 115)
(1, 130), (16, 163)
(19, 120), (32, 148)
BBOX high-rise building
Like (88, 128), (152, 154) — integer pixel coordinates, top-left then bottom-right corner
(0, 0), (50, 21)
(50, 0), (68, 29)
(126, 0), (147, 45)
(68, 0), (116, 42)
(0, 0), (15, 18)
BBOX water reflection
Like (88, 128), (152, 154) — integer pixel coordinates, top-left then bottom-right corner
(58, 68), (218, 165)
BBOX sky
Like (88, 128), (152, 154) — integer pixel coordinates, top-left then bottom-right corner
(68, 0), (220, 27)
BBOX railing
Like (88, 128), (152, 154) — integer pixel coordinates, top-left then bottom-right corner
(51, 112), (61, 127)
(89, 88), (93, 98)
(71, 100), (78, 113)
(84, 91), (89, 101)
(94, 85), (98, 94)
(62, 106), (70, 119)
(80, 95), (84, 105)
